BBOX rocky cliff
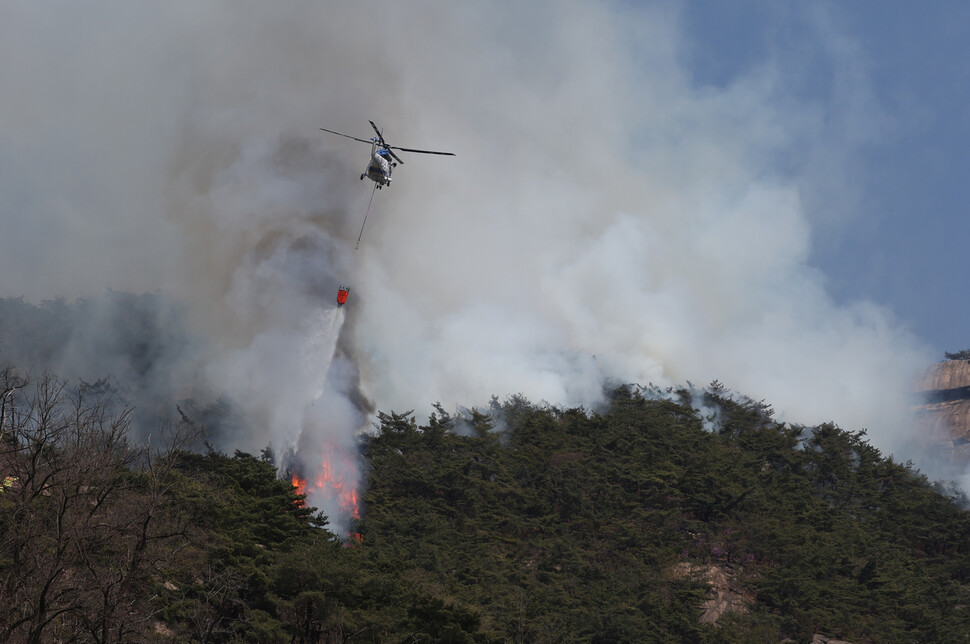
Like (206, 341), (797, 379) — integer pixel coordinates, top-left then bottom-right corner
(915, 360), (970, 447)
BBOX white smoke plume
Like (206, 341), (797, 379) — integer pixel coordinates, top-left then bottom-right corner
(0, 2), (938, 527)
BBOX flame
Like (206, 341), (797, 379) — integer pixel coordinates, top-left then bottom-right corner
(291, 474), (308, 506)
(310, 443), (361, 521)
(290, 442), (361, 539)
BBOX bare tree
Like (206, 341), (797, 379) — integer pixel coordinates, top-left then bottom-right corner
(0, 372), (195, 642)
(0, 366), (27, 445)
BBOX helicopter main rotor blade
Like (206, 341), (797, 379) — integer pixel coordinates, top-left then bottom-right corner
(368, 120), (388, 147)
(388, 146), (456, 157)
(319, 127), (372, 145)
(386, 148), (405, 165)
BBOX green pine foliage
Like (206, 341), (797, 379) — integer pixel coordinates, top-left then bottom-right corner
(348, 388), (970, 642)
(4, 374), (970, 642)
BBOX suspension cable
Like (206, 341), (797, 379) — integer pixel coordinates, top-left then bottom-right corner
(355, 184), (378, 252)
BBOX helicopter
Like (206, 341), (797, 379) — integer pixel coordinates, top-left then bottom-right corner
(319, 120), (454, 189)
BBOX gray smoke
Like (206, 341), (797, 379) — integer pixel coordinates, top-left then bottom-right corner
(0, 3), (939, 528)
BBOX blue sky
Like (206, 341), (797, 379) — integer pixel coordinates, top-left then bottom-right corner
(683, 1), (970, 357)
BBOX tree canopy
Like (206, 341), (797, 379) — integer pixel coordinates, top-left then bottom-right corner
(2, 374), (969, 642)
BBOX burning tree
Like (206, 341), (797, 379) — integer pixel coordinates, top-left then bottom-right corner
(287, 439), (362, 540)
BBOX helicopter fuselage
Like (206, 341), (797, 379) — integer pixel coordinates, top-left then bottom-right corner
(362, 141), (395, 188)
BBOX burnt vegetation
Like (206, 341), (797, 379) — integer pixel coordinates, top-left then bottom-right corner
(2, 366), (970, 642)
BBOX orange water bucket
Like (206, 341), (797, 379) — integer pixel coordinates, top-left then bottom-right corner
(336, 286), (350, 306)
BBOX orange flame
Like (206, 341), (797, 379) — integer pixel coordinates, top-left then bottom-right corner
(291, 474), (308, 507)
(311, 444), (360, 521)
(290, 443), (361, 539)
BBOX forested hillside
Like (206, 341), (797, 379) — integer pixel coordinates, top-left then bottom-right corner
(2, 370), (970, 642)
